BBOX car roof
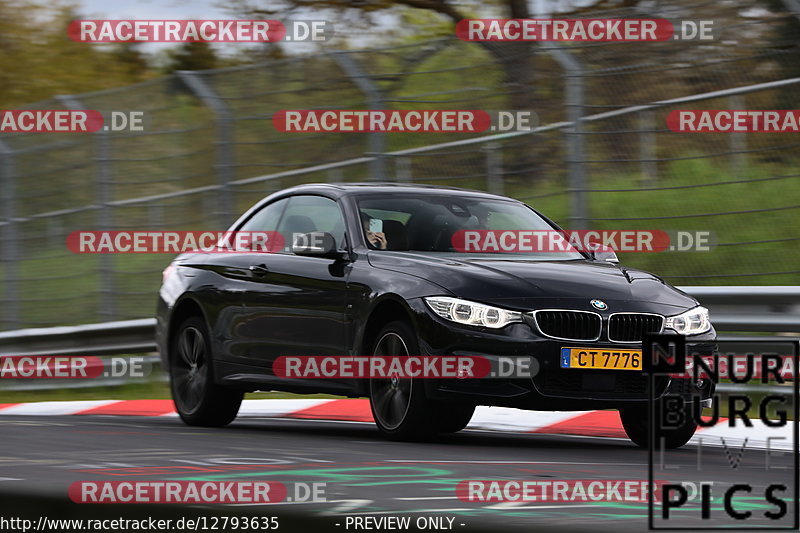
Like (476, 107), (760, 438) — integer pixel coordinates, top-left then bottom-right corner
(272, 182), (516, 201)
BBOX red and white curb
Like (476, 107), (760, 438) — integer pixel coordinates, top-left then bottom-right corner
(0, 399), (790, 450)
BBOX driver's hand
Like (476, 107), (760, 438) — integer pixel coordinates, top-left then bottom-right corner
(367, 231), (387, 249)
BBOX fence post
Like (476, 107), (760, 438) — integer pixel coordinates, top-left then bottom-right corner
(327, 168), (343, 183)
(395, 156), (412, 183)
(94, 129), (116, 321)
(176, 71), (235, 228)
(484, 142), (504, 195)
(639, 110), (656, 185)
(729, 94), (746, 176)
(546, 45), (587, 229)
(148, 203), (165, 229)
(46, 218), (63, 248)
(57, 94), (116, 321)
(0, 140), (20, 330)
(329, 51), (386, 180)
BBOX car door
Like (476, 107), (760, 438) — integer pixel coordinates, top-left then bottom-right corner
(208, 194), (351, 377)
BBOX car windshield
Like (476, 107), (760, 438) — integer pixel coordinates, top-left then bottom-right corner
(356, 193), (584, 260)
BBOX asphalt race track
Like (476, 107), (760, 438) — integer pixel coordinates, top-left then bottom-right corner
(0, 414), (796, 532)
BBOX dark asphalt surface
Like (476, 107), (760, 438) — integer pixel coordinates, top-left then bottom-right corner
(0, 415), (796, 532)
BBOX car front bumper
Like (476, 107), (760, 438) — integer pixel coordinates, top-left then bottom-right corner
(407, 298), (717, 410)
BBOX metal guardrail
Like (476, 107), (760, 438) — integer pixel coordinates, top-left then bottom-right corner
(677, 286), (800, 333)
(0, 318), (157, 357)
(680, 285), (800, 306)
(0, 287), (796, 392)
(0, 320), (159, 391)
(0, 355), (163, 392)
(3, 286), (797, 357)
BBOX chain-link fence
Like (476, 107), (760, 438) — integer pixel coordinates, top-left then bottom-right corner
(1, 4), (799, 331)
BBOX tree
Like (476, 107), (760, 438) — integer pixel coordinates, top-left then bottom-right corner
(113, 43), (150, 79)
(166, 41), (219, 72)
(230, 0), (546, 109)
(0, 0), (155, 108)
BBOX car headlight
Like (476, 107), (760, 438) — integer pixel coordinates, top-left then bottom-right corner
(665, 306), (711, 335)
(424, 296), (523, 329)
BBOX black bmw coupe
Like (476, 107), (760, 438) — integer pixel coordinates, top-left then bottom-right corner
(156, 184), (715, 447)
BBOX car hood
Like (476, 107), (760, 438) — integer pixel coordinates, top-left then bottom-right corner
(367, 252), (698, 314)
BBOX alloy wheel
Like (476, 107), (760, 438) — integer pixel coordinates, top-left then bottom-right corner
(370, 331), (412, 430)
(172, 325), (208, 415)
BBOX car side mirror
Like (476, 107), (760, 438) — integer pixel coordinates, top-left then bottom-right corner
(291, 231), (344, 259)
(591, 245), (619, 263)
(584, 239), (619, 263)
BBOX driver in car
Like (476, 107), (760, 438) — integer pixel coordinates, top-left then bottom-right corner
(361, 213), (388, 249)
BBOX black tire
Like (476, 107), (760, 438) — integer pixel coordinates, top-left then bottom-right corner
(436, 403), (476, 433)
(170, 316), (243, 427)
(620, 401), (698, 449)
(368, 320), (437, 441)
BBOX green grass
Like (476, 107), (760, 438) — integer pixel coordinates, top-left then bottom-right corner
(713, 390), (796, 421)
(503, 158), (800, 285)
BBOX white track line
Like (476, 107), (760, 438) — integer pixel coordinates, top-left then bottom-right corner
(0, 399), (788, 450)
(0, 400), (118, 415)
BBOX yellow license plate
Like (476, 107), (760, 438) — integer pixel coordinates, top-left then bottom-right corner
(560, 347), (642, 371)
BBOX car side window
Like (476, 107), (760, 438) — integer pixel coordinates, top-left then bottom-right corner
(277, 195), (347, 252)
(238, 198), (289, 232)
